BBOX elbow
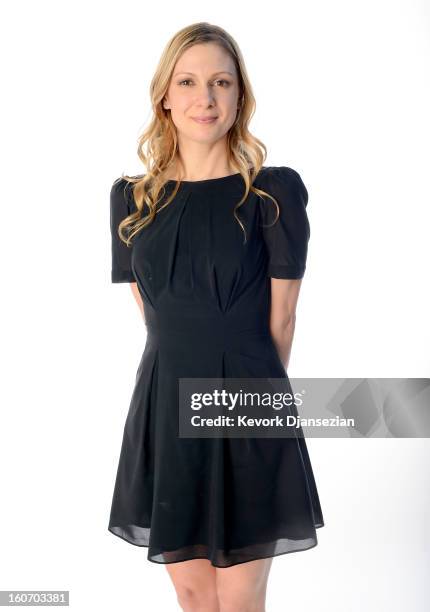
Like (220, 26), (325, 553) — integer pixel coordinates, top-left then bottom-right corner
(270, 312), (296, 340)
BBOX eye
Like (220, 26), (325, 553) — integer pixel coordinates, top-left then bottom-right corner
(178, 79), (231, 87)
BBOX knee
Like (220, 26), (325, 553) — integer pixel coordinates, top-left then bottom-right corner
(176, 584), (218, 611)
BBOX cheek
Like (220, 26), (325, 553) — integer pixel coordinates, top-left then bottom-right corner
(168, 89), (190, 110)
(169, 101), (190, 125)
(221, 91), (239, 113)
(222, 102), (238, 123)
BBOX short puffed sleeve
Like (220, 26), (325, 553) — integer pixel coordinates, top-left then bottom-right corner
(110, 177), (136, 283)
(258, 166), (310, 279)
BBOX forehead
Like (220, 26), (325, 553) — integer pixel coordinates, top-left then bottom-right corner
(173, 43), (236, 76)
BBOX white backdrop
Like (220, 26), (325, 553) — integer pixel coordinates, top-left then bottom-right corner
(1, 0), (429, 610)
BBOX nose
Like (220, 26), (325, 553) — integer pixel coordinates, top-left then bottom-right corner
(193, 85), (216, 106)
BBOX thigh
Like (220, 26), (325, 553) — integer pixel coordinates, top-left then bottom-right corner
(165, 558), (218, 603)
(165, 557), (217, 585)
(216, 557), (273, 609)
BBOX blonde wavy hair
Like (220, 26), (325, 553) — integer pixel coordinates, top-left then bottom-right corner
(117, 21), (279, 246)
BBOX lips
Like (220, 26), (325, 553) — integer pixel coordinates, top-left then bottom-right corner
(192, 116), (218, 124)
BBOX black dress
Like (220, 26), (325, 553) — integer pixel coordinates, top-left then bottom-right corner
(108, 166), (324, 567)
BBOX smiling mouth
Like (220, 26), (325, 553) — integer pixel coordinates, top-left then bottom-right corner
(191, 117), (218, 124)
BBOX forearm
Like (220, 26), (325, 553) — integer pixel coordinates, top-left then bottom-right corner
(130, 282), (146, 323)
(270, 317), (296, 371)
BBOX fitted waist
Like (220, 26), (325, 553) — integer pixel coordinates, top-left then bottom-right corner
(144, 308), (270, 342)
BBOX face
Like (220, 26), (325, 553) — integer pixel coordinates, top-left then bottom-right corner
(163, 42), (240, 146)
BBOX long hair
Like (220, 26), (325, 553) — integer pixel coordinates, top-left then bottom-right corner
(116, 21), (279, 246)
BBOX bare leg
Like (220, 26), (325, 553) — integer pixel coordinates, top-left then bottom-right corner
(216, 557), (273, 612)
(165, 558), (220, 612)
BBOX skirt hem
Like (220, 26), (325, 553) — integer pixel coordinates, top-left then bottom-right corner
(107, 523), (324, 568)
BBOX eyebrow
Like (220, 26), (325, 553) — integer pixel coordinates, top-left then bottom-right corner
(173, 71), (234, 77)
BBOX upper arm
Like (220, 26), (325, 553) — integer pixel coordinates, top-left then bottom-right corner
(258, 165), (310, 281)
(258, 165), (310, 324)
(110, 177), (136, 283)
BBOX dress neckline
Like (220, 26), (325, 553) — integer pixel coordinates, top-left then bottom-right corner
(165, 172), (242, 185)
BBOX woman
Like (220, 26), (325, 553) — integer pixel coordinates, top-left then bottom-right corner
(108, 22), (324, 612)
